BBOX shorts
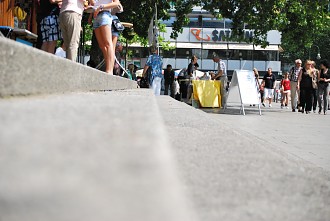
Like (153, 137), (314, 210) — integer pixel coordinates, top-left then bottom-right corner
(112, 30), (119, 37)
(93, 11), (112, 29)
(40, 15), (61, 42)
(264, 88), (274, 99)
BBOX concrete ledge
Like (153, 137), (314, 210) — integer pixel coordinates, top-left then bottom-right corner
(0, 89), (196, 221)
(0, 37), (137, 97)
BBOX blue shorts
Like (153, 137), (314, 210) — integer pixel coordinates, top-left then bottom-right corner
(112, 31), (119, 37)
(93, 11), (112, 29)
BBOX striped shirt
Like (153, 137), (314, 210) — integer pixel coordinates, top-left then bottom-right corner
(289, 66), (302, 82)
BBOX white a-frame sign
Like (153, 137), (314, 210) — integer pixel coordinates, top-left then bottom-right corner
(225, 70), (261, 115)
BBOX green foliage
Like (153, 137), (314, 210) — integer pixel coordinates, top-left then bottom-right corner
(83, 0), (329, 58)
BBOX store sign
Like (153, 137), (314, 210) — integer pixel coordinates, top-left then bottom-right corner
(190, 28), (254, 42)
(191, 28), (211, 41)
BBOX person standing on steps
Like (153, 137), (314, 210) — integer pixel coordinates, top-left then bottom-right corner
(90, 0), (121, 74)
(59, 0), (85, 61)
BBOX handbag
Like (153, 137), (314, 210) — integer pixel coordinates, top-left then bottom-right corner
(312, 79), (318, 89)
(112, 19), (125, 32)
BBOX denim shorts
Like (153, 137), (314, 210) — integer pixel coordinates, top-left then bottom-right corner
(93, 11), (112, 29)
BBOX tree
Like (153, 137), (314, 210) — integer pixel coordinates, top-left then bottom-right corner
(117, 0), (329, 50)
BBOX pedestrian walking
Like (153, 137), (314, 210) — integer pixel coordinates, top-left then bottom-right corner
(289, 59), (302, 112)
(317, 59), (330, 115)
(164, 64), (175, 96)
(297, 60), (317, 114)
(311, 61), (319, 113)
(142, 46), (163, 96)
(280, 72), (290, 109)
(261, 68), (276, 107)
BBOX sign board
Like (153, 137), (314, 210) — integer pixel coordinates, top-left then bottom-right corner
(226, 69), (261, 115)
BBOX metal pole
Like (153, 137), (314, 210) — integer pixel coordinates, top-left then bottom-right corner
(155, 2), (159, 55)
(125, 39), (128, 69)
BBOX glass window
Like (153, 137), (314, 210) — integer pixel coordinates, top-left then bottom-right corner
(162, 49), (176, 58)
(224, 19), (233, 29)
(176, 48), (191, 58)
(141, 47), (149, 58)
(162, 17), (177, 27)
(253, 51), (268, 61)
(191, 48), (202, 58)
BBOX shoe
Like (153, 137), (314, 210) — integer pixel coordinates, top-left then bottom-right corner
(301, 110), (304, 114)
(286, 106), (289, 109)
(292, 109), (296, 112)
(262, 103), (265, 107)
(313, 110), (316, 113)
(306, 111), (310, 114)
(269, 104), (272, 107)
(325, 112), (327, 115)
(281, 104), (284, 109)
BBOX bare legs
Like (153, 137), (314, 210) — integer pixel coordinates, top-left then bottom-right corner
(41, 41), (57, 54)
(95, 25), (114, 74)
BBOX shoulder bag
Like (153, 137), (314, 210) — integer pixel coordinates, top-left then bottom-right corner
(112, 19), (125, 32)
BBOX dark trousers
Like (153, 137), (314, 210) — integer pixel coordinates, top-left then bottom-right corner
(312, 88), (318, 111)
(300, 88), (313, 112)
(164, 81), (172, 95)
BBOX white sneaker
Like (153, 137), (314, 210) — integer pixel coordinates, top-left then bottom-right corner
(269, 104), (272, 107)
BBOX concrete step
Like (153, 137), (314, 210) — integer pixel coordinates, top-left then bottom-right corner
(0, 37), (136, 97)
(0, 37), (197, 221)
(156, 96), (330, 221)
(0, 90), (197, 221)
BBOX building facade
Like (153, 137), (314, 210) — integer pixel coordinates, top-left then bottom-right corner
(127, 7), (282, 78)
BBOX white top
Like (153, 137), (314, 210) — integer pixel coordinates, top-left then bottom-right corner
(217, 60), (227, 76)
(55, 47), (66, 58)
(60, 0), (85, 15)
(94, 0), (112, 11)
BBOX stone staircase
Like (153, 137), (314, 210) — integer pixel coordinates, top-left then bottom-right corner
(0, 37), (197, 221)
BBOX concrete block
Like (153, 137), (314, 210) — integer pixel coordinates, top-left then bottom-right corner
(0, 37), (137, 97)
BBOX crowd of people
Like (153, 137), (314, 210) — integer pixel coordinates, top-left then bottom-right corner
(255, 59), (330, 115)
(154, 54), (329, 116)
(34, 1), (330, 110)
